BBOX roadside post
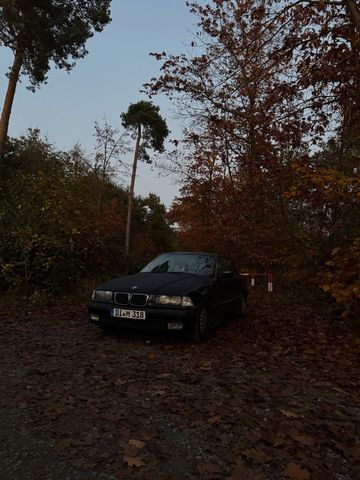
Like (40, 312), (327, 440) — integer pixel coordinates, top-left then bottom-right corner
(239, 272), (274, 292)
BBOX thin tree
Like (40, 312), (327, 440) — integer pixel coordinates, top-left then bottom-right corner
(0, 0), (112, 157)
(93, 118), (128, 212)
(121, 101), (169, 255)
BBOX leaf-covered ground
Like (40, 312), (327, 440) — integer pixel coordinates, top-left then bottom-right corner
(0, 289), (359, 480)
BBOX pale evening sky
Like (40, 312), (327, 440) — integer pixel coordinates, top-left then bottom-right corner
(0, 1), (197, 207)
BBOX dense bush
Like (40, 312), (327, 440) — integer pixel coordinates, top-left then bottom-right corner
(0, 130), (175, 296)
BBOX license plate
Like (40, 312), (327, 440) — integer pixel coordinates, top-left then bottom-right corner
(112, 308), (146, 320)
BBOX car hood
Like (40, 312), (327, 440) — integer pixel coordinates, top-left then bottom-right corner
(96, 272), (212, 296)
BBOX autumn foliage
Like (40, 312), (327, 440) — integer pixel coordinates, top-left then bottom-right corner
(146, 0), (360, 318)
(0, 130), (175, 296)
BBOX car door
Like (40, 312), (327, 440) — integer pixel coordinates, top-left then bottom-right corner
(212, 257), (239, 322)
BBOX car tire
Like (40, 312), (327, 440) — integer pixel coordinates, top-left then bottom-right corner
(190, 304), (210, 343)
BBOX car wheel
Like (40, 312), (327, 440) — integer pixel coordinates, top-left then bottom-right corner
(190, 305), (210, 343)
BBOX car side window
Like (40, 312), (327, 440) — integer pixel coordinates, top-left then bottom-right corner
(220, 258), (235, 278)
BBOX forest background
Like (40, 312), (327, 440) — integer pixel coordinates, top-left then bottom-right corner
(0, 0), (359, 320)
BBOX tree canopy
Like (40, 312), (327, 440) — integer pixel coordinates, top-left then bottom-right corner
(0, 0), (111, 87)
(146, 0), (360, 318)
(121, 100), (169, 156)
(0, 0), (112, 156)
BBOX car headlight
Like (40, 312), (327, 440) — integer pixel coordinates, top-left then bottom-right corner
(181, 296), (194, 307)
(155, 295), (193, 307)
(155, 295), (182, 306)
(91, 290), (113, 302)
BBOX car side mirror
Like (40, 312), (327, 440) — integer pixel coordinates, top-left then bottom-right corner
(220, 270), (233, 279)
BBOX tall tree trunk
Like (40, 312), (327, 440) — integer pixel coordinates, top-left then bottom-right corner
(0, 48), (23, 158)
(125, 123), (141, 255)
(345, 0), (360, 33)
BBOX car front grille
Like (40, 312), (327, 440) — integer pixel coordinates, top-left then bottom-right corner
(114, 292), (130, 305)
(130, 294), (148, 307)
(114, 292), (148, 307)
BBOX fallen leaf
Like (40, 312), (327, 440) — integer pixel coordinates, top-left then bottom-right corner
(197, 463), (222, 475)
(129, 439), (146, 449)
(290, 432), (315, 446)
(202, 360), (213, 367)
(151, 389), (166, 396)
(208, 415), (222, 424)
(272, 436), (286, 447)
(280, 409), (299, 418)
(140, 429), (154, 441)
(114, 378), (127, 386)
(227, 460), (265, 480)
(282, 462), (311, 479)
(242, 448), (270, 464)
(123, 456), (146, 468)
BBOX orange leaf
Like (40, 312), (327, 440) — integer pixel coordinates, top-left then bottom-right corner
(197, 463), (222, 475)
(282, 463), (311, 480)
(280, 409), (298, 418)
(128, 439), (146, 449)
(123, 456), (146, 468)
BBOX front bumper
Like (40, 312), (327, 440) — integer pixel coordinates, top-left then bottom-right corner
(87, 300), (197, 333)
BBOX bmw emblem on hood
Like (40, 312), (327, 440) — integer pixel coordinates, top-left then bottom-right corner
(131, 285), (138, 290)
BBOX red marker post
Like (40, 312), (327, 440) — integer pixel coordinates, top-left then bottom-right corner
(239, 272), (273, 292)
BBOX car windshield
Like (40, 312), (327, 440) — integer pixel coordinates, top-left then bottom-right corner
(141, 253), (216, 277)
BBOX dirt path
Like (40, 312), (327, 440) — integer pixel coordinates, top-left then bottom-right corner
(0, 290), (359, 479)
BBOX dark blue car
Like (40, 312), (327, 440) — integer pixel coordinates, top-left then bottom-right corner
(88, 252), (248, 342)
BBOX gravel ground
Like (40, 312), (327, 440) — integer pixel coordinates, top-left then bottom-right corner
(0, 290), (359, 479)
